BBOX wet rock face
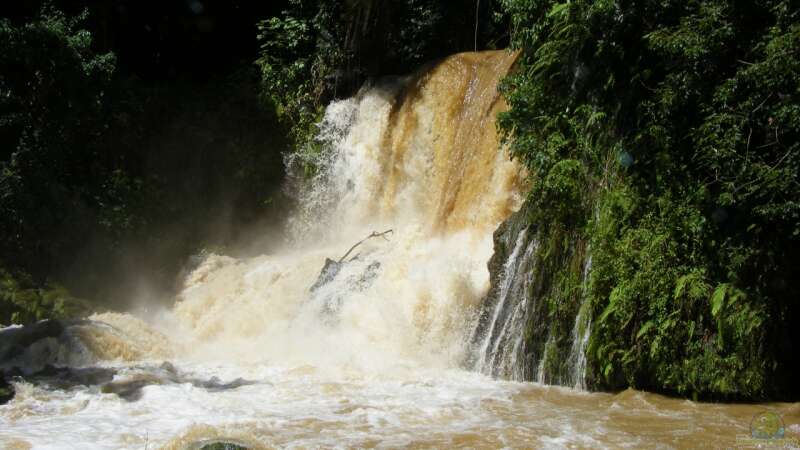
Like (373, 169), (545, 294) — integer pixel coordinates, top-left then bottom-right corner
(310, 258), (343, 293)
(310, 257), (382, 318)
(352, 261), (381, 291)
(311, 257), (383, 294)
(470, 201), (534, 360)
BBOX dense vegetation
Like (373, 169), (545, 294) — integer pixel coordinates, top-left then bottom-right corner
(0, 9), (115, 322)
(499, 0), (799, 399)
(0, 2), (288, 323)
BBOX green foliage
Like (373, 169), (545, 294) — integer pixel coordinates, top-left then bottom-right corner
(540, 159), (588, 226)
(0, 265), (90, 325)
(0, 8), (289, 320)
(500, 0), (799, 399)
(255, 1), (331, 146)
(0, 7), (116, 275)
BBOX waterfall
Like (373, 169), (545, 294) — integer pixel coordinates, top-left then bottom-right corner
(567, 255), (593, 390)
(163, 50), (527, 371)
(472, 229), (531, 375)
(2, 50), (527, 379)
(3, 48), (596, 393)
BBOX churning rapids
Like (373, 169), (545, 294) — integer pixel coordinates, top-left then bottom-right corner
(1, 51), (798, 449)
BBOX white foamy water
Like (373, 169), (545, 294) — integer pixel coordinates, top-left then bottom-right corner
(0, 363), (546, 449)
(3, 357), (795, 449)
(2, 51), (797, 449)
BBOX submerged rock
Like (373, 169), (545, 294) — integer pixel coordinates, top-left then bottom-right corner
(0, 315), (172, 376)
(99, 362), (255, 401)
(0, 319), (113, 374)
(101, 373), (163, 401)
(311, 257), (383, 319)
(195, 441), (249, 450)
(1, 321), (256, 402)
(27, 365), (117, 391)
(1, 360), (256, 402)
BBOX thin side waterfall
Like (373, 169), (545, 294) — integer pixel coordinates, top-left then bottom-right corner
(536, 336), (553, 384)
(473, 229), (530, 376)
(568, 254), (593, 390)
(469, 203), (594, 389)
(482, 237), (538, 379)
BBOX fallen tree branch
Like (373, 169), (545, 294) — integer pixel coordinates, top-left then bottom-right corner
(338, 229), (393, 263)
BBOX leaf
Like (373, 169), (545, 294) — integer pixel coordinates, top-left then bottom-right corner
(603, 362), (613, 379)
(711, 283), (728, 318)
(637, 320), (656, 339)
(598, 302), (616, 323)
(674, 274), (689, 299)
(547, 3), (570, 20)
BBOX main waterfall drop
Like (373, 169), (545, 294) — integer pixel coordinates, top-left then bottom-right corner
(169, 50), (525, 371)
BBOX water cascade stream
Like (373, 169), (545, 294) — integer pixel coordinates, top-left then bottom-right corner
(469, 199), (595, 389)
(1, 50), (797, 449)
